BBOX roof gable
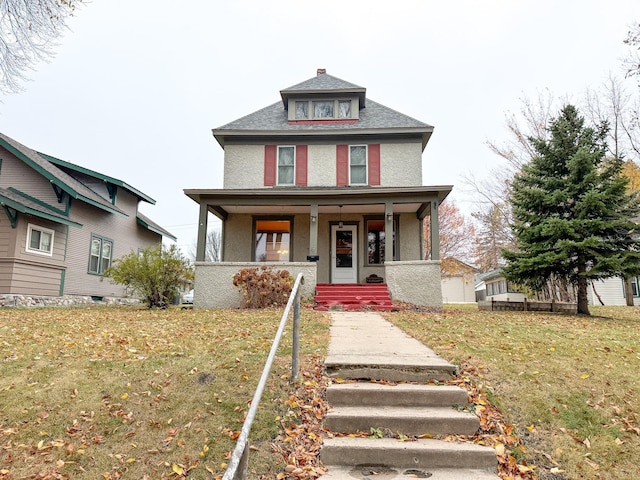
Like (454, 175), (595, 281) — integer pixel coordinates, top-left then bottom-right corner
(280, 72), (366, 109)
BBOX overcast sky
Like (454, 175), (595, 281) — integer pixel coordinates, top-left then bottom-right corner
(1, 0), (638, 252)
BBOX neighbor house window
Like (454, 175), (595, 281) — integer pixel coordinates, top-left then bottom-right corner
(277, 146), (295, 185)
(632, 277), (639, 297)
(26, 224), (54, 256)
(255, 219), (292, 262)
(89, 235), (113, 274)
(366, 217), (397, 265)
(349, 145), (367, 185)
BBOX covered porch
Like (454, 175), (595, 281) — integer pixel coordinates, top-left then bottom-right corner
(184, 186), (451, 308)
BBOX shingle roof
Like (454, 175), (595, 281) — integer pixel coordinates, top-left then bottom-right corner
(0, 187), (83, 227)
(0, 132), (128, 216)
(137, 212), (177, 242)
(214, 72), (433, 149)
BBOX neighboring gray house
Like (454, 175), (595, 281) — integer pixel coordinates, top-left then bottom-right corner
(185, 70), (451, 308)
(0, 132), (175, 299)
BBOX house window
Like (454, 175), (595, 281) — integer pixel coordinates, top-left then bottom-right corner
(349, 145), (367, 185)
(89, 235), (113, 274)
(338, 100), (351, 118)
(277, 146), (295, 185)
(365, 217), (397, 265)
(313, 101), (334, 118)
(295, 101), (308, 119)
(255, 219), (291, 262)
(632, 277), (640, 297)
(26, 224), (54, 256)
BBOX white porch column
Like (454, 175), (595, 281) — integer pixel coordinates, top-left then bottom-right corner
(430, 200), (439, 261)
(196, 202), (208, 262)
(385, 201), (394, 257)
(309, 204), (319, 260)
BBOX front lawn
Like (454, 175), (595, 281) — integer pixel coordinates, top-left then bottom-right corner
(386, 305), (640, 480)
(0, 306), (329, 480)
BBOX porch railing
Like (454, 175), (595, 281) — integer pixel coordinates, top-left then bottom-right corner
(222, 273), (305, 480)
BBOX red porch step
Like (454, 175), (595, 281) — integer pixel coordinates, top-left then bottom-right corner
(314, 284), (394, 311)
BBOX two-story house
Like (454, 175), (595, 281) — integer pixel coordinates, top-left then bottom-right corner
(0, 132), (175, 299)
(185, 70), (451, 308)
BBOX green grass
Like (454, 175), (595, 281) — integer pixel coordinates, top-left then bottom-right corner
(0, 306), (330, 480)
(385, 305), (640, 480)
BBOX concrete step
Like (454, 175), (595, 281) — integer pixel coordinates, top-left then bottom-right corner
(320, 466), (501, 479)
(327, 383), (469, 408)
(325, 406), (479, 436)
(321, 437), (498, 472)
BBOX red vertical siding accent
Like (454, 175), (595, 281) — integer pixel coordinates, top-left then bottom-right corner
(296, 145), (308, 186)
(368, 144), (381, 186)
(264, 145), (276, 186)
(336, 144), (349, 186)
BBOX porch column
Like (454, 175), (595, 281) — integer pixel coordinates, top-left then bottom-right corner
(309, 204), (318, 259)
(196, 202), (208, 262)
(430, 200), (439, 261)
(385, 202), (394, 256)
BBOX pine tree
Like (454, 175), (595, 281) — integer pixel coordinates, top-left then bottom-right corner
(503, 104), (640, 315)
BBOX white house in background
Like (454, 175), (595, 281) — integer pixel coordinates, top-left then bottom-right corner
(477, 268), (640, 306)
(441, 258), (478, 303)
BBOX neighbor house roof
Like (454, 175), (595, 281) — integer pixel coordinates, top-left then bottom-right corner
(0, 187), (83, 228)
(0, 133), (128, 217)
(213, 72), (433, 150)
(137, 212), (177, 241)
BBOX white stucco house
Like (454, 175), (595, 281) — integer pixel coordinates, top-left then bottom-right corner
(184, 70), (451, 308)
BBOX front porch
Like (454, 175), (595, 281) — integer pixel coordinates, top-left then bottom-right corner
(192, 260), (442, 309)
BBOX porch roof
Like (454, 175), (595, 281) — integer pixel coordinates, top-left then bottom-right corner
(183, 185), (452, 220)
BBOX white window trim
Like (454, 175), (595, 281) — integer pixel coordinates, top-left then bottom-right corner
(277, 145), (296, 186)
(349, 144), (368, 186)
(26, 224), (54, 256)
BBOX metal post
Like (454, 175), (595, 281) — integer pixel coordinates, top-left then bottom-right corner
(235, 444), (249, 480)
(291, 286), (301, 382)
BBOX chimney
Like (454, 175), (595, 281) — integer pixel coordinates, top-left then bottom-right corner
(317, 68), (326, 76)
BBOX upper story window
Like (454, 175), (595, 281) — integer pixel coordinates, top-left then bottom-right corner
(277, 146), (295, 185)
(292, 99), (356, 120)
(349, 145), (368, 185)
(89, 234), (113, 275)
(26, 224), (54, 256)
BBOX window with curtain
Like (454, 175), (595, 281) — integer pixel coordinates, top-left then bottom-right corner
(349, 145), (367, 184)
(277, 146), (295, 185)
(339, 100), (351, 118)
(255, 220), (291, 262)
(313, 101), (334, 118)
(88, 235), (113, 274)
(295, 101), (308, 119)
(26, 224), (54, 255)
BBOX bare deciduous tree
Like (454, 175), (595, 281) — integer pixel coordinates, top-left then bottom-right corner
(190, 230), (222, 262)
(0, 0), (82, 94)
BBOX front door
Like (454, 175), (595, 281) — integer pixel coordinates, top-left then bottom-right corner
(331, 224), (358, 284)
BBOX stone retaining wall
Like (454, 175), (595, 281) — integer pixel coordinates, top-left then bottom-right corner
(0, 294), (141, 308)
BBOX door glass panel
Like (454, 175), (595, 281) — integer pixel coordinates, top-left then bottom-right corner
(335, 230), (353, 268)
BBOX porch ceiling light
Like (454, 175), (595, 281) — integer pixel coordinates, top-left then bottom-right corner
(311, 215), (317, 223)
(387, 213), (393, 222)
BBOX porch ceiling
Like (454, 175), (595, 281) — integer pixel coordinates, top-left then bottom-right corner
(183, 185), (452, 220)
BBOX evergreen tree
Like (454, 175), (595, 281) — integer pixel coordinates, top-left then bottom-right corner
(503, 104), (640, 315)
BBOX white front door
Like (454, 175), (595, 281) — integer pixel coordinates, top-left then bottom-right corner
(331, 224), (358, 284)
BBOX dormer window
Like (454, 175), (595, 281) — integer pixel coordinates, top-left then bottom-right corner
(295, 101), (308, 119)
(291, 98), (357, 121)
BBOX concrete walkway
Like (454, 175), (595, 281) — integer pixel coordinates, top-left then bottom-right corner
(320, 311), (501, 480)
(324, 310), (458, 383)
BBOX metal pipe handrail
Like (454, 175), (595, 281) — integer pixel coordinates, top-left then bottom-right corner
(222, 272), (304, 480)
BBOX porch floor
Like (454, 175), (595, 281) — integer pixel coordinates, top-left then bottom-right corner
(314, 283), (394, 311)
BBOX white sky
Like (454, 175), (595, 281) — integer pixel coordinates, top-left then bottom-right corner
(1, 0), (638, 253)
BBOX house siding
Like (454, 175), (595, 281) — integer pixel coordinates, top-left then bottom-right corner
(1, 153), (63, 208)
(587, 277), (628, 306)
(222, 142), (423, 189)
(63, 190), (160, 297)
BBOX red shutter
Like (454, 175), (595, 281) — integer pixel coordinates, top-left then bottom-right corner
(264, 145), (276, 186)
(368, 144), (380, 185)
(295, 145), (308, 186)
(336, 144), (349, 186)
